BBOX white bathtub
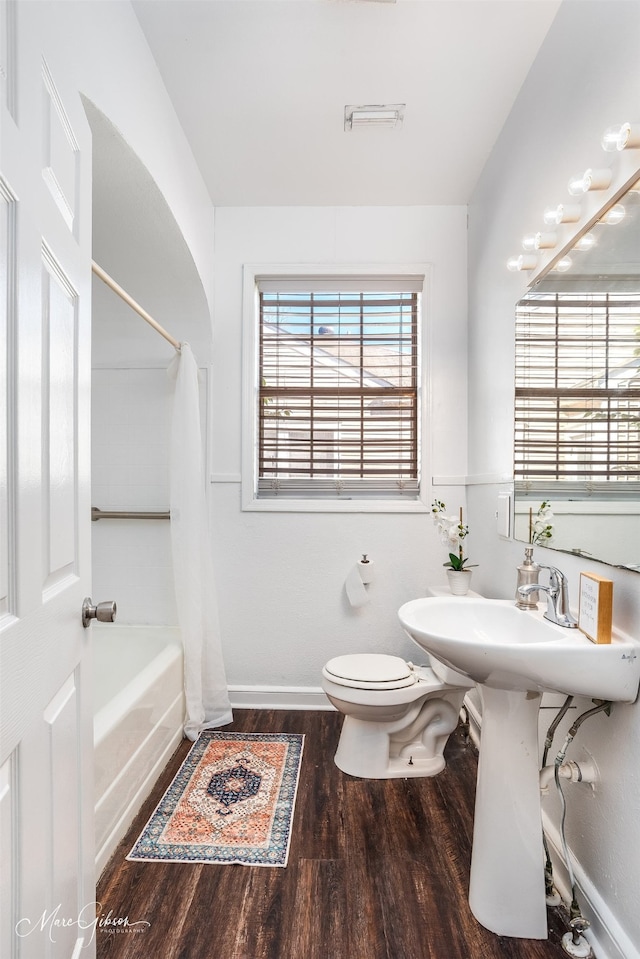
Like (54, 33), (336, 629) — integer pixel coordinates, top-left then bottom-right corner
(93, 625), (185, 876)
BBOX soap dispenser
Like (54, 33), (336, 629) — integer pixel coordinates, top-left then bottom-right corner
(515, 546), (540, 609)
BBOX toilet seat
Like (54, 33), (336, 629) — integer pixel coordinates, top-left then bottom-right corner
(323, 653), (417, 690)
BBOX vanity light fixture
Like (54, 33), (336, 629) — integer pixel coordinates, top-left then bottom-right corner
(344, 103), (405, 131)
(600, 203), (626, 225)
(506, 120), (638, 275)
(601, 122), (640, 152)
(507, 254), (538, 272)
(543, 203), (582, 225)
(568, 168), (612, 196)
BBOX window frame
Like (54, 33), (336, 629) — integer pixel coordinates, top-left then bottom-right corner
(241, 263), (431, 512)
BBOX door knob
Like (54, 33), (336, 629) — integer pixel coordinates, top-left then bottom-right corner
(82, 597), (117, 628)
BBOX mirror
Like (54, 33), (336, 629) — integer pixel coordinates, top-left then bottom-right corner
(513, 175), (640, 570)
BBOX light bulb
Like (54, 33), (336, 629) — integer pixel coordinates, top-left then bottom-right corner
(507, 254), (538, 272)
(543, 203), (582, 225)
(601, 204), (625, 225)
(601, 122), (640, 152)
(568, 168), (612, 196)
(568, 174), (587, 197)
(554, 257), (572, 273)
(574, 233), (595, 252)
(534, 231), (557, 250)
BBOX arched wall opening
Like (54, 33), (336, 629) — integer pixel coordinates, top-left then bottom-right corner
(83, 98), (212, 871)
(84, 96), (212, 627)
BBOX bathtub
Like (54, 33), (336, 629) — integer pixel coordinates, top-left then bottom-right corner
(93, 625), (185, 876)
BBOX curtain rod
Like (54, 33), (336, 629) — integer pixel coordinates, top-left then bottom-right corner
(91, 260), (181, 352)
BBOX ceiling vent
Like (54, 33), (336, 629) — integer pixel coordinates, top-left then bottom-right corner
(344, 104), (405, 131)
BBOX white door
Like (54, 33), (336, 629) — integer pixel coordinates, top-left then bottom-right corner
(1, 4), (95, 958)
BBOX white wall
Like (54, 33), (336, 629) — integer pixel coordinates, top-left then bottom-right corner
(92, 369), (176, 624)
(468, 3), (640, 956)
(91, 364), (210, 625)
(60, 0), (215, 313)
(210, 206), (468, 687)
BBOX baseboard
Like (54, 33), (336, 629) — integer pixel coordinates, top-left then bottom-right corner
(229, 686), (480, 725)
(542, 812), (639, 959)
(228, 685), (335, 711)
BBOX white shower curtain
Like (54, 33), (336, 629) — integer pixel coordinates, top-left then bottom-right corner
(168, 343), (233, 739)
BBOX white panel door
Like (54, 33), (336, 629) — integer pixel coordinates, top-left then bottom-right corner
(1, 3), (95, 958)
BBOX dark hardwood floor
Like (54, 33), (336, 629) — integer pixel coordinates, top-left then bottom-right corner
(96, 709), (570, 959)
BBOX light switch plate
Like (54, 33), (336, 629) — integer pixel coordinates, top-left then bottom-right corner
(497, 493), (511, 539)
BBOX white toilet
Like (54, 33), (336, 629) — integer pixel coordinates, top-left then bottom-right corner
(321, 652), (473, 779)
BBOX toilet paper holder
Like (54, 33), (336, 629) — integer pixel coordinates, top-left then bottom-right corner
(359, 554), (374, 584)
(346, 555), (374, 607)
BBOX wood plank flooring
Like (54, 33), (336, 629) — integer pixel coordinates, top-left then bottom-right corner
(96, 709), (570, 959)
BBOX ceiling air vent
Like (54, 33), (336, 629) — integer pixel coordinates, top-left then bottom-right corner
(344, 104), (405, 131)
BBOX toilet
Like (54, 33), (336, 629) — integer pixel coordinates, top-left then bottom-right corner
(321, 652), (473, 779)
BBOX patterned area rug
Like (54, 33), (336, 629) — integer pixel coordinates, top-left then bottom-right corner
(127, 731), (304, 867)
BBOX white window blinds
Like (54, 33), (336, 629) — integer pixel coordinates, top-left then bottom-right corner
(256, 277), (422, 499)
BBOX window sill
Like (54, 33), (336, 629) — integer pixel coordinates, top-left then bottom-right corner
(241, 496), (429, 514)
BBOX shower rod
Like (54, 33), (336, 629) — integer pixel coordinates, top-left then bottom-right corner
(91, 260), (181, 352)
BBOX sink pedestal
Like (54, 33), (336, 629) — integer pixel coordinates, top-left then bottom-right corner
(398, 594), (640, 938)
(469, 687), (548, 939)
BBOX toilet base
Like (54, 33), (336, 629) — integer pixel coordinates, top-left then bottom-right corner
(335, 719), (447, 778)
(333, 692), (464, 779)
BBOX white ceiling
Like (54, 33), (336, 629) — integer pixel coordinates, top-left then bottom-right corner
(131, 0), (562, 207)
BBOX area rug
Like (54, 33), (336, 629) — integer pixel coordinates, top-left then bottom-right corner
(127, 731), (304, 867)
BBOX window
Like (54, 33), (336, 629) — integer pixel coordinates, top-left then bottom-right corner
(242, 268), (427, 510)
(514, 291), (640, 492)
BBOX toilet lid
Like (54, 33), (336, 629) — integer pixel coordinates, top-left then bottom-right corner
(324, 654), (416, 690)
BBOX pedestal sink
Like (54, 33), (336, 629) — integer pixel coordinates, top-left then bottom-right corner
(398, 597), (640, 940)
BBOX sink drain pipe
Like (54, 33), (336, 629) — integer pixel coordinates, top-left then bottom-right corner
(539, 760), (597, 794)
(540, 695), (574, 905)
(552, 700), (612, 959)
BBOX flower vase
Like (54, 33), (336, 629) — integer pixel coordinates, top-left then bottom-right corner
(447, 569), (473, 596)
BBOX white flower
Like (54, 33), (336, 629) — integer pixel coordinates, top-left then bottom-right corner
(431, 500), (473, 569)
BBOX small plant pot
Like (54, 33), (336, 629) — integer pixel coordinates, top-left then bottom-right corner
(447, 569), (473, 596)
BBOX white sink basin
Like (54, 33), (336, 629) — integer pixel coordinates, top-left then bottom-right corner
(399, 597), (640, 703)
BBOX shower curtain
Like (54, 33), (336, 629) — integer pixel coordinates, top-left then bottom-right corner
(169, 343), (233, 739)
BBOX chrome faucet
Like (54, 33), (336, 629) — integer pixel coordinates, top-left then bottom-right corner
(518, 564), (578, 628)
